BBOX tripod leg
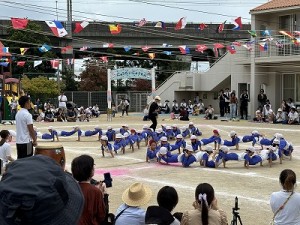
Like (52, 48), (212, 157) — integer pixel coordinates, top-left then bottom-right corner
(237, 215), (243, 225)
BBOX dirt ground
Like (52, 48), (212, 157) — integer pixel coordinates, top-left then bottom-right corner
(6, 113), (300, 225)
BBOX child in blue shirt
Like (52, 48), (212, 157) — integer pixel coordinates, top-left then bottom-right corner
(105, 126), (116, 142)
(146, 140), (159, 162)
(190, 135), (202, 151)
(100, 135), (114, 158)
(188, 122), (202, 136)
(171, 134), (186, 153)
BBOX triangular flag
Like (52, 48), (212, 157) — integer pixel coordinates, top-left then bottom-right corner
(216, 21), (226, 33)
(34, 60), (43, 67)
(39, 44), (51, 52)
(45, 21), (68, 37)
(103, 43), (114, 48)
(73, 21), (89, 33)
(199, 23), (208, 31)
(163, 51), (172, 55)
(178, 45), (190, 54)
(11, 18), (28, 29)
(100, 56), (108, 63)
(248, 30), (257, 38)
(226, 45), (236, 54)
(195, 45), (208, 53)
(50, 60), (59, 69)
(61, 45), (73, 54)
(155, 21), (166, 29)
(232, 17), (242, 30)
(175, 17), (187, 30)
(214, 43), (224, 49)
(148, 53), (155, 59)
(66, 58), (74, 65)
(17, 61), (26, 67)
(0, 47), (9, 53)
(137, 18), (147, 27)
(20, 48), (28, 55)
(124, 46), (131, 52)
(259, 42), (268, 51)
(232, 42), (242, 46)
(242, 43), (252, 51)
(142, 46), (151, 52)
(0, 62), (9, 67)
(109, 24), (122, 34)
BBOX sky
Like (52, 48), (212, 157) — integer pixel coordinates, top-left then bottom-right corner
(0, 0), (268, 23)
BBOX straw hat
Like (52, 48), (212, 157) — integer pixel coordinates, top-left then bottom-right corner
(154, 96), (161, 101)
(122, 183), (152, 207)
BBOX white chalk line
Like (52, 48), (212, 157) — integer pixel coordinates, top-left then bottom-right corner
(123, 175), (269, 204)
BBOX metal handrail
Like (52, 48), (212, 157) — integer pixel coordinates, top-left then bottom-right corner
(155, 71), (187, 90)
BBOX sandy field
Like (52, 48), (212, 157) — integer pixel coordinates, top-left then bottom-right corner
(6, 113), (300, 225)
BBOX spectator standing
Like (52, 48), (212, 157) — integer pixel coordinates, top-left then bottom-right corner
(270, 169), (300, 225)
(229, 92), (238, 120)
(58, 91), (68, 113)
(240, 89), (249, 120)
(224, 88), (231, 115)
(143, 105), (149, 121)
(258, 89), (267, 110)
(115, 182), (152, 225)
(9, 95), (18, 121)
(148, 96), (161, 131)
(218, 90), (226, 117)
(71, 155), (106, 225)
(181, 183), (228, 225)
(15, 96), (37, 159)
(125, 98), (130, 115)
(118, 98), (127, 117)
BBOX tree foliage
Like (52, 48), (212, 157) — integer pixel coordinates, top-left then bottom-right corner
(62, 68), (78, 91)
(21, 76), (60, 100)
(79, 59), (107, 91)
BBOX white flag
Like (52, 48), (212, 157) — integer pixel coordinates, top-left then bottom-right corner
(34, 60), (42, 67)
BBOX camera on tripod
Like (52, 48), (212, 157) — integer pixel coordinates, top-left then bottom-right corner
(231, 197), (243, 225)
(90, 172), (113, 188)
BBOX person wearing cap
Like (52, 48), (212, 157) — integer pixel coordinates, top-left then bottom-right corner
(113, 134), (126, 154)
(244, 147), (271, 169)
(100, 135), (114, 158)
(179, 145), (198, 167)
(259, 133), (278, 149)
(34, 126), (59, 142)
(188, 122), (202, 136)
(200, 130), (222, 150)
(181, 126), (190, 138)
(222, 131), (240, 150)
(170, 134), (186, 153)
(157, 147), (179, 164)
(158, 136), (172, 151)
(15, 95), (37, 159)
(148, 96), (161, 131)
(202, 147), (223, 168)
(59, 126), (81, 139)
(71, 155), (106, 225)
(190, 135), (202, 151)
(276, 134), (293, 160)
(140, 125), (150, 145)
(77, 127), (103, 141)
(0, 155), (84, 225)
(115, 182), (152, 225)
(165, 126), (175, 140)
(274, 108), (287, 124)
(268, 139), (283, 167)
(120, 125), (129, 135)
(153, 128), (166, 142)
(146, 139), (159, 162)
(288, 106), (299, 125)
(105, 126), (116, 142)
(129, 129), (141, 152)
(172, 124), (181, 137)
(217, 146), (247, 168)
(241, 130), (262, 147)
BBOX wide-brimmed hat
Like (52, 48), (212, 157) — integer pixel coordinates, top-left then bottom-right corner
(122, 183), (152, 207)
(0, 155), (84, 225)
(154, 96), (161, 101)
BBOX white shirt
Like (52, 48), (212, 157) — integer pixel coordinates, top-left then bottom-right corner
(58, 94), (67, 108)
(270, 191), (300, 225)
(0, 143), (12, 164)
(288, 112), (299, 121)
(16, 108), (33, 144)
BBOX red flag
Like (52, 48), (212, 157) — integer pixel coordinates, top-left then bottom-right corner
(73, 21), (89, 33)
(11, 18), (28, 29)
(17, 61), (26, 67)
(226, 45), (236, 54)
(50, 60), (59, 69)
(100, 56), (108, 62)
(214, 43), (224, 49)
(61, 45), (73, 54)
(175, 17), (187, 30)
(232, 42), (241, 46)
(216, 21), (226, 33)
(199, 23), (208, 31)
(195, 45), (207, 53)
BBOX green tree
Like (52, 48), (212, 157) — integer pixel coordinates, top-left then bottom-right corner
(5, 22), (58, 77)
(62, 68), (78, 91)
(21, 75), (60, 100)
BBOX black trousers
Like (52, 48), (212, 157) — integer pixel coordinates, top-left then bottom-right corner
(16, 142), (33, 159)
(240, 104), (248, 119)
(149, 116), (157, 131)
(219, 101), (225, 117)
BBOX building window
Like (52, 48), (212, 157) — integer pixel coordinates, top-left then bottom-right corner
(279, 15), (291, 30)
(282, 74), (300, 102)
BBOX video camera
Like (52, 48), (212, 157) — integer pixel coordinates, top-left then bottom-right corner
(90, 172), (113, 188)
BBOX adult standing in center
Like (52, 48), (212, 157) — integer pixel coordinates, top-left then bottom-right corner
(58, 91), (68, 114)
(148, 96), (161, 131)
(15, 95), (37, 159)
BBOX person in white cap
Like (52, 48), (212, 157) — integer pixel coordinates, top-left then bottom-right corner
(128, 129), (141, 152)
(105, 126), (116, 142)
(288, 106), (299, 125)
(120, 124), (129, 135)
(276, 134), (293, 160)
(140, 125), (150, 146)
(165, 126), (175, 140)
(113, 134), (126, 154)
(170, 134), (186, 153)
(260, 133), (278, 149)
(157, 136), (172, 151)
(190, 135), (202, 151)
(115, 182), (152, 225)
(188, 122), (202, 136)
(100, 135), (114, 158)
(202, 146), (223, 168)
(240, 130), (262, 147)
(274, 108), (286, 124)
(178, 145), (199, 167)
(200, 130), (222, 150)
(157, 147), (180, 164)
(217, 146), (247, 168)
(77, 126), (103, 141)
(153, 128), (165, 142)
(222, 131), (240, 150)
(148, 96), (161, 131)
(172, 124), (181, 137)
(181, 126), (190, 138)
(244, 146), (271, 168)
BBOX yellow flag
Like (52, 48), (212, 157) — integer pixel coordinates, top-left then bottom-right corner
(20, 48), (28, 55)
(148, 53), (155, 59)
